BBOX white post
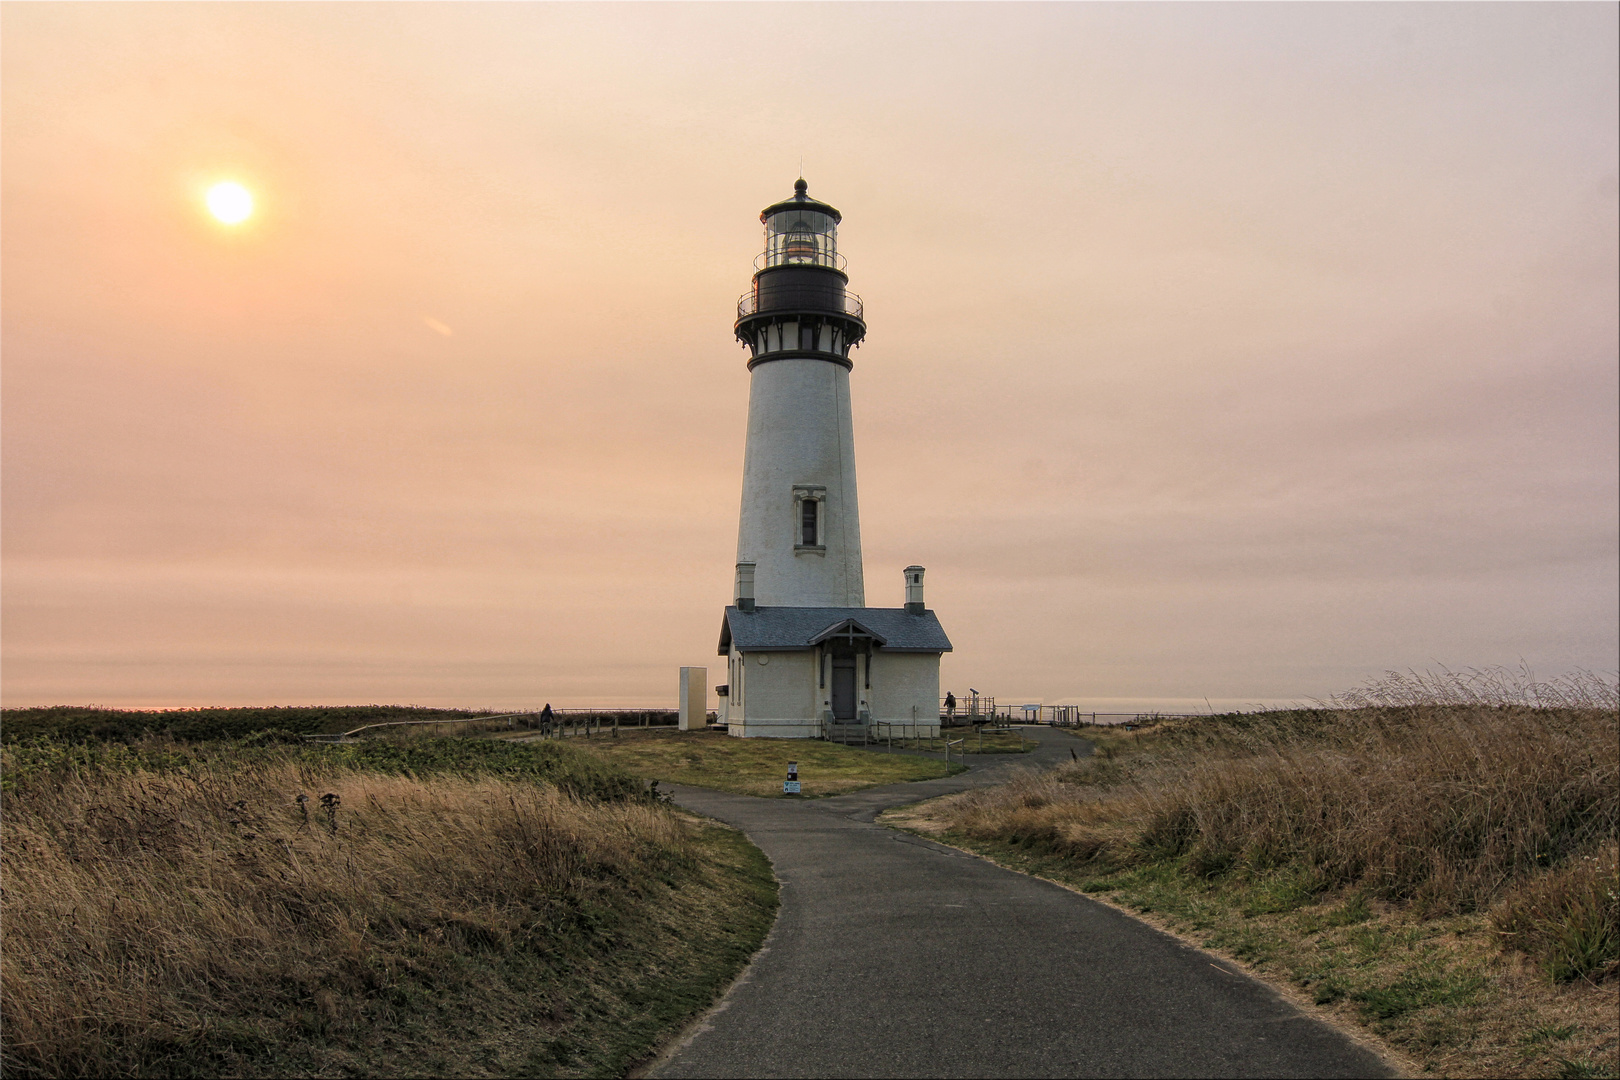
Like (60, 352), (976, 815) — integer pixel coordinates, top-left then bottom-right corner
(679, 667), (707, 731)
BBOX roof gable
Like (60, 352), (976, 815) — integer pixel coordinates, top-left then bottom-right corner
(809, 617), (887, 647)
(718, 606), (952, 655)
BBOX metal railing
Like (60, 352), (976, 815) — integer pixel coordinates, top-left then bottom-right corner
(1040, 709), (1202, 727)
(868, 721), (975, 762)
(737, 291), (864, 321)
(754, 248), (848, 272)
(939, 695), (995, 726)
(937, 698), (1204, 727)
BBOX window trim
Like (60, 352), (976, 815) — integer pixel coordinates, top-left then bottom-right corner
(792, 484), (827, 553)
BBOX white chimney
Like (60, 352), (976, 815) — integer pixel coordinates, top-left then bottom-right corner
(735, 562), (757, 611)
(904, 565), (925, 614)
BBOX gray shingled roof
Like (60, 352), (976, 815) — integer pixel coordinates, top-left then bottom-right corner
(718, 606), (953, 655)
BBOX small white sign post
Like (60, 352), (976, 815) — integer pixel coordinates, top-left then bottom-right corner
(784, 761), (800, 795)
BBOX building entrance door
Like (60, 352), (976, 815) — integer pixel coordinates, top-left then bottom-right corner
(830, 656), (858, 720)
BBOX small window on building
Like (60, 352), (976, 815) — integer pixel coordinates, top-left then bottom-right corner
(792, 485), (826, 550)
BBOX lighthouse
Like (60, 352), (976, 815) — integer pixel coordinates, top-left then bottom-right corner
(718, 181), (952, 739)
(732, 178), (867, 607)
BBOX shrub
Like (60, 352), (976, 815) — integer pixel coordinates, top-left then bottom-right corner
(1492, 844), (1620, 982)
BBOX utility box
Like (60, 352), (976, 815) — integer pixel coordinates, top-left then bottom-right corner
(678, 667), (707, 731)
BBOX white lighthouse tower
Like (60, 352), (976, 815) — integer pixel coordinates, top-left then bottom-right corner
(733, 178), (867, 607)
(719, 181), (952, 739)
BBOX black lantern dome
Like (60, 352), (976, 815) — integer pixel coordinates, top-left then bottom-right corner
(735, 179), (866, 369)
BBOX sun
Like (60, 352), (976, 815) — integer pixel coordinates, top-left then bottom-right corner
(206, 182), (254, 225)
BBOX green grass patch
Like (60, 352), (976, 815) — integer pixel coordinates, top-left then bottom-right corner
(1350, 972), (1486, 1020)
(554, 728), (965, 797)
(886, 727), (1033, 755)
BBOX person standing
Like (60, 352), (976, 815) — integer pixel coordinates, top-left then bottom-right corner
(944, 691), (957, 723)
(540, 702), (554, 736)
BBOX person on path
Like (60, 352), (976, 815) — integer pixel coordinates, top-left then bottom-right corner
(540, 703), (554, 736)
(944, 691), (957, 723)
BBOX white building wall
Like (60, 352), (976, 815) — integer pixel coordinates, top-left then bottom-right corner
(868, 652), (942, 736)
(735, 358), (865, 607)
(724, 645), (941, 738)
(730, 650), (822, 738)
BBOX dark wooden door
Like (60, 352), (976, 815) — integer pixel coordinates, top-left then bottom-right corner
(831, 657), (857, 720)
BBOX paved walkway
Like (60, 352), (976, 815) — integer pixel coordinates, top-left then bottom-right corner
(650, 727), (1393, 1079)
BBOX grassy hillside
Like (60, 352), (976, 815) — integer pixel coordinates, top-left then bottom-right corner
(1, 736), (777, 1078)
(0, 704), (513, 743)
(889, 704), (1619, 1078)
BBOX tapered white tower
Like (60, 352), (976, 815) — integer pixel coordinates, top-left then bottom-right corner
(733, 180), (867, 607)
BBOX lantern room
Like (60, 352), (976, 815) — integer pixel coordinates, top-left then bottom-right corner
(762, 181), (842, 269)
(736, 178), (866, 367)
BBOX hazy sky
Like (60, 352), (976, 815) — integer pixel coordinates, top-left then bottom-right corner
(4, 3), (1616, 711)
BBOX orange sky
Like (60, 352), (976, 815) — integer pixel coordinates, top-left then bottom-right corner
(3, 3), (1616, 710)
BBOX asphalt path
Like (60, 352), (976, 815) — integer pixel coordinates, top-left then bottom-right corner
(649, 727), (1394, 1079)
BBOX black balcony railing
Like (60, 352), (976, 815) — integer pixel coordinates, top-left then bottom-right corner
(737, 291), (863, 321)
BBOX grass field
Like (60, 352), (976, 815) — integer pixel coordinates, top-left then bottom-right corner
(1, 735), (777, 1079)
(0, 706), (676, 746)
(540, 728), (966, 797)
(886, 700), (1619, 1079)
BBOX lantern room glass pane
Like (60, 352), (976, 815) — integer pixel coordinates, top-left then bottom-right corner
(764, 209), (838, 268)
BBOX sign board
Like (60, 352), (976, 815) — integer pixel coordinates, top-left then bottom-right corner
(787, 761), (799, 779)
(783, 780), (801, 794)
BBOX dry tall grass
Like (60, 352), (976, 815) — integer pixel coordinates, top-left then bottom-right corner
(1329, 664), (1618, 710)
(1, 753), (763, 1077)
(941, 706), (1618, 950)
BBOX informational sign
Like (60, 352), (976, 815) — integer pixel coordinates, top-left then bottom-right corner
(783, 780), (801, 794)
